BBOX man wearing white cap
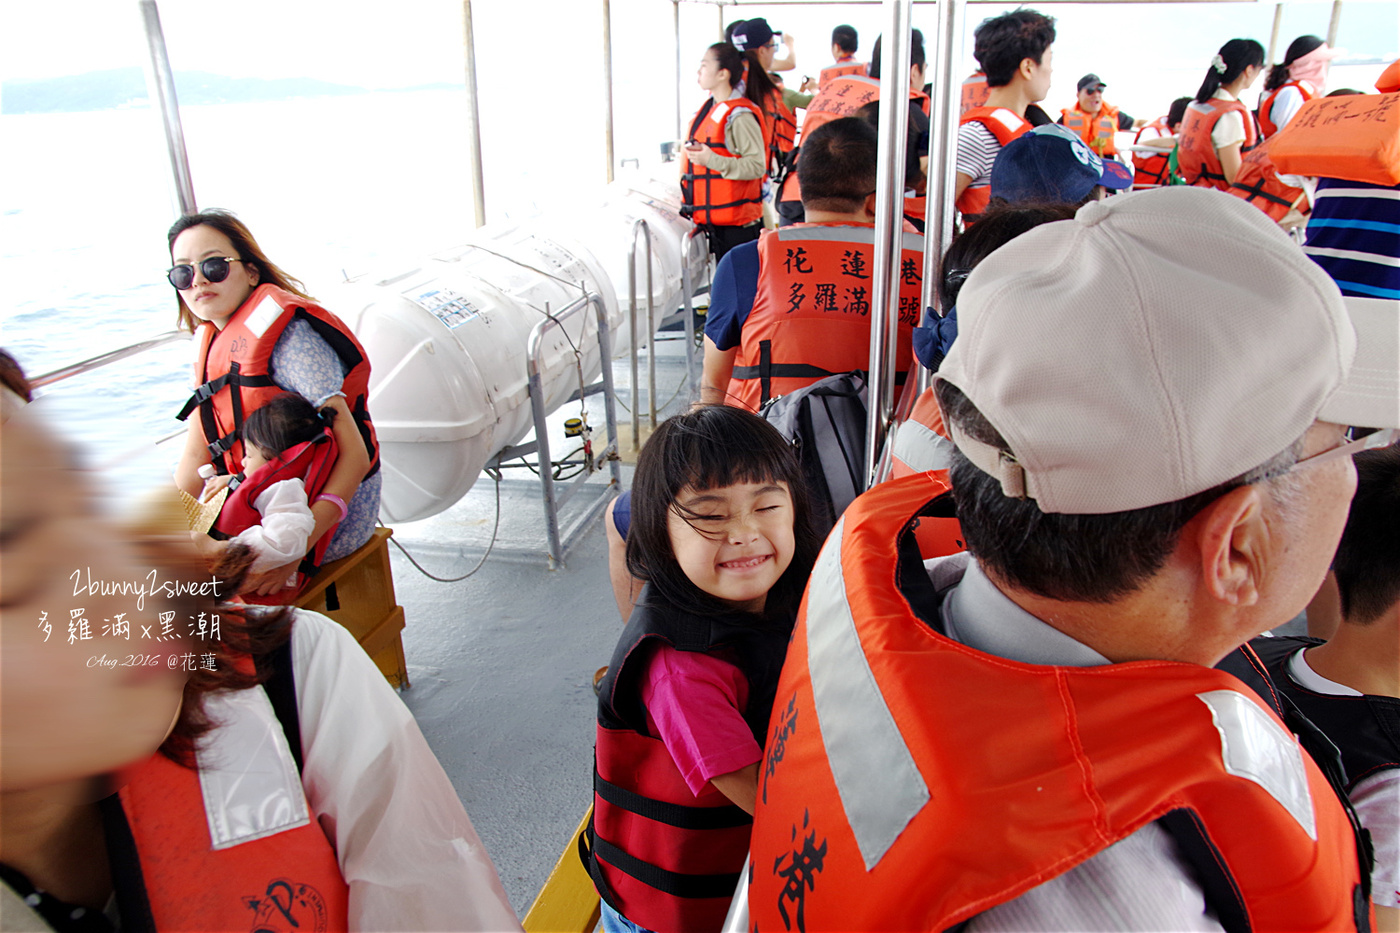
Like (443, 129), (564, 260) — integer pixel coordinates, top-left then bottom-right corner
(745, 186), (1396, 931)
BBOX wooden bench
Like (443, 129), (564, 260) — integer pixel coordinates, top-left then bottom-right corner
(295, 527), (409, 688)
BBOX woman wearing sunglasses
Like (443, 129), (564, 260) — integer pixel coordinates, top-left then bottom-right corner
(167, 210), (380, 598)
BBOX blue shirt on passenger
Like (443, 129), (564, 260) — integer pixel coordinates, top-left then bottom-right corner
(1303, 177), (1400, 300)
(704, 241), (761, 350)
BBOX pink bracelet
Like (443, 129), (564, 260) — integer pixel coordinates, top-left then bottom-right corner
(315, 494), (349, 522)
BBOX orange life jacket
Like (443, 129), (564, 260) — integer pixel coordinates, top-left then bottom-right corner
(888, 386), (952, 479)
(1228, 135), (1309, 222)
(1258, 80), (1320, 139)
(778, 75), (882, 205)
(681, 96), (767, 228)
(115, 675), (349, 931)
(746, 474), (1374, 933)
(955, 107), (1031, 217)
(819, 57), (868, 90)
(901, 193), (927, 233)
(1132, 117), (1174, 189)
(730, 223), (920, 412)
(177, 284), (380, 479)
(1267, 92), (1400, 187)
(764, 88), (797, 158)
(960, 72), (990, 114)
(1061, 101), (1121, 156)
(1177, 96), (1257, 190)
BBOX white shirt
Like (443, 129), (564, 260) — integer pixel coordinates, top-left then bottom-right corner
(1209, 88), (1247, 151)
(230, 478), (316, 574)
(929, 554), (1226, 932)
(288, 610), (522, 930)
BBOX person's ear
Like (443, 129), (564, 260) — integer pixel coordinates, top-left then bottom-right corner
(1019, 57), (1035, 81)
(864, 191), (879, 218)
(1194, 484), (1267, 607)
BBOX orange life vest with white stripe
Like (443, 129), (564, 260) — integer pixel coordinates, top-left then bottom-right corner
(1178, 96), (1257, 190)
(681, 96), (766, 227)
(729, 224), (919, 412)
(764, 88), (797, 158)
(888, 387), (953, 479)
(114, 668), (350, 932)
(1061, 101), (1121, 156)
(178, 284), (380, 479)
(955, 107), (1031, 217)
(1132, 117), (1174, 189)
(1258, 80), (1320, 139)
(819, 57), (868, 90)
(960, 72), (990, 114)
(746, 474), (1374, 933)
(1228, 135), (1309, 222)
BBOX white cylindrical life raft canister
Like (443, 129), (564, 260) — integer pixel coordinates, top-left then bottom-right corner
(335, 220), (619, 523)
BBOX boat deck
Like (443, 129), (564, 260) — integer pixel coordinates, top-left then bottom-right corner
(388, 328), (696, 916)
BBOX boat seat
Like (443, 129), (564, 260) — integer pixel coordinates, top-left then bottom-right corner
(295, 526), (409, 688)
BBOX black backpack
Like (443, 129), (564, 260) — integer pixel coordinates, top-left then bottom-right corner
(759, 371), (868, 537)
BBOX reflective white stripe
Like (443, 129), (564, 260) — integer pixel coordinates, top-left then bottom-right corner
(1196, 690), (1316, 840)
(1314, 187), (1400, 200)
(776, 225), (926, 254)
(806, 517), (930, 870)
(890, 420), (955, 473)
(989, 108), (1025, 134)
(197, 687), (311, 850)
(244, 294), (284, 339)
(1303, 245), (1400, 268)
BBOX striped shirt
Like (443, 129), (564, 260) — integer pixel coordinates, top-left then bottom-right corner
(956, 121), (1002, 190)
(1304, 177), (1400, 300)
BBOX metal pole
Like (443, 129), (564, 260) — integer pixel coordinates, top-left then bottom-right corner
(604, 0), (616, 184)
(922, 0), (965, 336)
(462, 0), (487, 227)
(675, 0), (685, 141)
(1326, 0), (1343, 48)
(137, 0), (196, 216)
(1267, 2), (1284, 66)
(628, 223), (642, 450)
(865, 0), (913, 487)
(718, 3), (725, 41)
(645, 239), (657, 429)
(593, 295), (623, 491)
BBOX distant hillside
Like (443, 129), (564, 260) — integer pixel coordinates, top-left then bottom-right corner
(1, 67), (454, 115)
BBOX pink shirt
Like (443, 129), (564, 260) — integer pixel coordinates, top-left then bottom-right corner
(639, 644), (764, 797)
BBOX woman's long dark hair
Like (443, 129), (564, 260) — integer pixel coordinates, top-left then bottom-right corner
(167, 209), (313, 333)
(625, 406), (820, 621)
(1263, 34), (1324, 91)
(1195, 38), (1265, 103)
(709, 42), (777, 114)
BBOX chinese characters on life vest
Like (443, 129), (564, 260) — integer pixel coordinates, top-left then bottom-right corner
(782, 247), (922, 325)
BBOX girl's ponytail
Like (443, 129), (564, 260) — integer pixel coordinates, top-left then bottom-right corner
(1195, 38), (1265, 102)
(1263, 34), (1325, 92)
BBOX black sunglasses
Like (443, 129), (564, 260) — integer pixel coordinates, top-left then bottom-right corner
(167, 256), (244, 290)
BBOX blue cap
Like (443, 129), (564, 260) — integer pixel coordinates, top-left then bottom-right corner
(991, 124), (1134, 204)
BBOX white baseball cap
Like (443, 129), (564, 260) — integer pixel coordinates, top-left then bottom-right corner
(935, 185), (1400, 514)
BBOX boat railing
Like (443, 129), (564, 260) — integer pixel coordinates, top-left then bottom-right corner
(627, 218), (658, 446)
(487, 291), (623, 568)
(30, 330), (189, 390)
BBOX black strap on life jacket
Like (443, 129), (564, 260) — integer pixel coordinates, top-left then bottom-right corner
(1229, 173), (1297, 208)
